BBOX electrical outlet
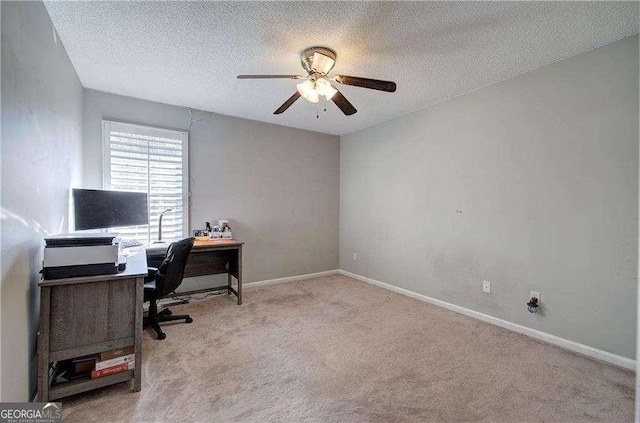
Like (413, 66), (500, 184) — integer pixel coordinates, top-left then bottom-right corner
(482, 280), (491, 293)
(530, 291), (541, 302)
(352, 252), (358, 261)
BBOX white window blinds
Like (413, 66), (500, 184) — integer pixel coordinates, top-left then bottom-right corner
(102, 121), (189, 244)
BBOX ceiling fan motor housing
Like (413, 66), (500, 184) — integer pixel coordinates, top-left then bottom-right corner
(300, 47), (337, 75)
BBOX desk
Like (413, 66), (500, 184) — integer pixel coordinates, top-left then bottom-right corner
(145, 239), (244, 305)
(37, 250), (147, 401)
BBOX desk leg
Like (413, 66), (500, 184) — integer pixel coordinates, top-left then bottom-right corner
(237, 246), (242, 305)
(133, 277), (143, 392)
(227, 273), (232, 295)
(37, 286), (51, 402)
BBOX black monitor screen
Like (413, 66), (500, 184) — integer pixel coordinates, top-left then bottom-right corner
(73, 189), (148, 230)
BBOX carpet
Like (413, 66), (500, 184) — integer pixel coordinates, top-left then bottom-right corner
(60, 275), (634, 422)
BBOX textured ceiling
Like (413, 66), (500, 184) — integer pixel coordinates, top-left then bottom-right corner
(44, 1), (638, 136)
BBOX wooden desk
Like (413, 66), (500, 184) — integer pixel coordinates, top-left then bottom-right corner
(145, 239), (244, 305)
(37, 250), (148, 401)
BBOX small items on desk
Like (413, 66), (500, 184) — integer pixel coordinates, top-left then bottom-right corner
(217, 220), (233, 239)
(194, 219), (233, 240)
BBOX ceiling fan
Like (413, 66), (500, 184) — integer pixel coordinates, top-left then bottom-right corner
(237, 46), (397, 117)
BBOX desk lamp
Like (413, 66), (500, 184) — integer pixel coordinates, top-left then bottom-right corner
(156, 208), (172, 243)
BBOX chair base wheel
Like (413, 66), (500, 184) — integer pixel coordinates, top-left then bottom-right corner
(145, 306), (192, 339)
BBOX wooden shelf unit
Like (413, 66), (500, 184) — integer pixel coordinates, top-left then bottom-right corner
(37, 251), (147, 402)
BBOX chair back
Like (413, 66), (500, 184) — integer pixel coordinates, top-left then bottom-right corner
(156, 237), (195, 296)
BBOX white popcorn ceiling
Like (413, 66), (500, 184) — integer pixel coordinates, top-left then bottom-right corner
(44, 1), (638, 136)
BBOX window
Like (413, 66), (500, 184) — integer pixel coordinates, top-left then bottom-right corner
(103, 121), (189, 244)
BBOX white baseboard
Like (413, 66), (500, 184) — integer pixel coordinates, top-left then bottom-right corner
(338, 269), (636, 371)
(245, 269), (339, 289)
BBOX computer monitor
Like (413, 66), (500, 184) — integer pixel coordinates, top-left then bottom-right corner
(73, 188), (148, 230)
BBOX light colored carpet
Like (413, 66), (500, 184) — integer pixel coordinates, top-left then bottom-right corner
(60, 275), (634, 422)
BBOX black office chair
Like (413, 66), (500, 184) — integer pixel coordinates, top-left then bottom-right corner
(144, 237), (195, 340)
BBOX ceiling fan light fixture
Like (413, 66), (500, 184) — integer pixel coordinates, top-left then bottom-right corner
(324, 85), (338, 101)
(311, 52), (336, 75)
(315, 78), (332, 96)
(296, 80), (319, 103)
(306, 90), (319, 103)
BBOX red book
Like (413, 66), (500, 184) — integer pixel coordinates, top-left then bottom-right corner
(90, 360), (135, 379)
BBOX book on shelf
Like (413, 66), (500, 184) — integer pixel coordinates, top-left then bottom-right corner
(95, 353), (135, 371)
(72, 354), (99, 374)
(99, 346), (134, 361)
(91, 360), (135, 379)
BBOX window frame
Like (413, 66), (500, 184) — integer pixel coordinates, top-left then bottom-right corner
(102, 120), (190, 242)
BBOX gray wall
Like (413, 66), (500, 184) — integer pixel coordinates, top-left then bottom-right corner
(340, 35), (639, 359)
(83, 90), (340, 288)
(1, 2), (84, 400)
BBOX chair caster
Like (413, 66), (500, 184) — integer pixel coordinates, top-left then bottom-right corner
(157, 332), (167, 340)
(186, 317), (193, 323)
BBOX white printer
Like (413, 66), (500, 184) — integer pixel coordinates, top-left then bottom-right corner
(42, 233), (123, 279)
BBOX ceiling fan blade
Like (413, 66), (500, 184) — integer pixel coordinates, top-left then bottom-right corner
(274, 92), (301, 115)
(237, 75), (303, 79)
(331, 88), (357, 116)
(335, 75), (396, 92)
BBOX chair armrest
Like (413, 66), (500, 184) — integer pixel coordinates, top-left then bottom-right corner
(145, 267), (159, 283)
